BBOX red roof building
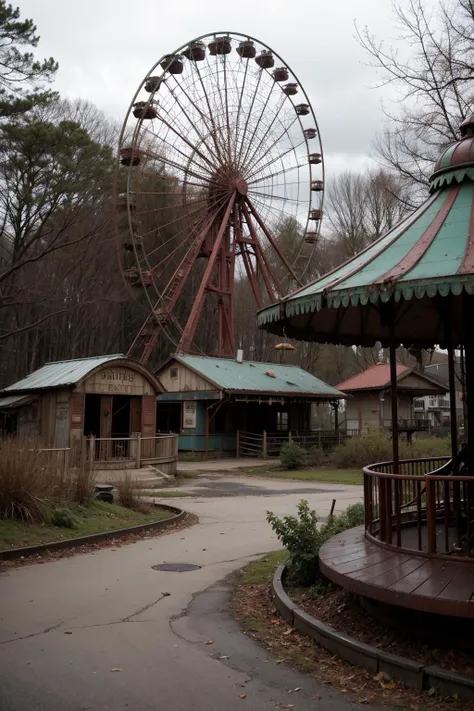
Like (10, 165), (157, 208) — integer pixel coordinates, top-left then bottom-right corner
(337, 363), (447, 434)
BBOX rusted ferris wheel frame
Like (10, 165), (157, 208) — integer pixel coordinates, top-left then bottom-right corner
(115, 31), (324, 364)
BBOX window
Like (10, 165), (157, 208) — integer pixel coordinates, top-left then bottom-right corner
(170, 367), (178, 380)
(277, 412), (289, 431)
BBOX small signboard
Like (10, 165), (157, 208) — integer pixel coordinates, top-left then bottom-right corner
(183, 401), (197, 429)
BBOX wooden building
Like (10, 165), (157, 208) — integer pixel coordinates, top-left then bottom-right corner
(0, 355), (168, 468)
(156, 354), (346, 454)
(337, 363), (447, 435)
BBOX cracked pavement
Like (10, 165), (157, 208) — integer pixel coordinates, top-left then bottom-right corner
(0, 475), (363, 710)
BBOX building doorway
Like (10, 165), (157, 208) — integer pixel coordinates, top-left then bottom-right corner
(84, 394), (101, 437)
(112, 395), (131, 437)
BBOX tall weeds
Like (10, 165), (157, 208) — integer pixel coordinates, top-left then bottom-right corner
(0, 438), (56, 522)
(0, 437), (96, 522)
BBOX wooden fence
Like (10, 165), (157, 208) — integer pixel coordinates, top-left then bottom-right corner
(236, 430), (356, 458)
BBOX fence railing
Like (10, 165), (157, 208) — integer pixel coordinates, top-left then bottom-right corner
(36, 447), (70, 474)
(236, 429), (356, 458)
(71, 434), (178, 472)
(383, 418), (431, 431)
(363, 456), (474, 560)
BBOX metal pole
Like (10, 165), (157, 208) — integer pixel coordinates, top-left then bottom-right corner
(389, 341), (400, 474)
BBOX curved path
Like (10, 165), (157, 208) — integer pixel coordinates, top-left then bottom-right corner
(0, 475), (363, 711)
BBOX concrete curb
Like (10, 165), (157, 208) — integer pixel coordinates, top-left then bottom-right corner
(272, 563), (474, 701)
(0, 504), (186, 561)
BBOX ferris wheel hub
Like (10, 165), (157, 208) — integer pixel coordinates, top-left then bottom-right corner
(233, 177), (248, 196)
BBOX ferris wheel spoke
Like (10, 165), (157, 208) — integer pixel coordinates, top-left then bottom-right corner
(155, 111), (218, 174)
(246, 122), (303, 182)
(189, 59), (227, 165)
(139, 126), (214, 183)
(239, 76), (282, 171)
(235, 67), (264, 170)
(223, 54), (232, 163)
(248, 188), (304, 205)
(233, 57), (250, 165)
(242, 94), (287, 170)
(166, 74), (222, 166)
(248, 161), (307, 186)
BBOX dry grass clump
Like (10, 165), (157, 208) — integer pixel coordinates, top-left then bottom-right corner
(0, 437), (96, 522)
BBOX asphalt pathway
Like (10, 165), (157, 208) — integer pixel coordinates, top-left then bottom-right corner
(0, 475), (364, 711)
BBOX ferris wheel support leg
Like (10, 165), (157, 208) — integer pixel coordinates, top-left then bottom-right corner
(245, 197), (302, 287)
(178, 194), (237, 355)
(241, 202), (278, 301)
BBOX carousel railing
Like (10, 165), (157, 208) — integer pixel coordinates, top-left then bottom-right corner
(363, 457), (474, 560)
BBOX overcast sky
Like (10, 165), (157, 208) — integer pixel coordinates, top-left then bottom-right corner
(21, 0), (400, 178)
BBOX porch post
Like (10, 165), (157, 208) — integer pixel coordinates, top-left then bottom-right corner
(263, 430), (268, 459)
(236, 429), (240, 458)
(463, 294), (474, 476)
(389, 342), (400, 474)
(88, 435), (95, 471)
(205, 407), (209, 459)
(135, 433), (141, 468)
(447, 338), (458, 465)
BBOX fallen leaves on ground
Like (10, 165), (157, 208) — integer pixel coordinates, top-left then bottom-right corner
(233, 580), (474, 710)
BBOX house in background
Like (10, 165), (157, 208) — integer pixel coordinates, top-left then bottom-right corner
(337, 362), (448, 437)
(413, 360), (464, 427)
(156, 354), (346, 455)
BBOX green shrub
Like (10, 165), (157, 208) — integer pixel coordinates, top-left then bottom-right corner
(332, 431), (451, 469)
(305, 445), (325, 467)
(266, 499), (364, 586)
(280, 442), (306, 470)
(341, 502), (365, 528)
(50, 507), (77, 529)
(332, 431), (393, 469)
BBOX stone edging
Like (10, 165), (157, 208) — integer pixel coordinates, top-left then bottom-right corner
(0, 504), (186, 561)
(272, 563), (474, 702)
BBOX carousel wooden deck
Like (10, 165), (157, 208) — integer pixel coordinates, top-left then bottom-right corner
(319, 527), (474, 618)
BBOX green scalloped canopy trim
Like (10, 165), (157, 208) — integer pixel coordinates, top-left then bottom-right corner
(256, 276), (474, 326)
(430, 166), (474, 192)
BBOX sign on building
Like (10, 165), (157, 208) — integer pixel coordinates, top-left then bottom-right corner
(183, 401), (197, 429)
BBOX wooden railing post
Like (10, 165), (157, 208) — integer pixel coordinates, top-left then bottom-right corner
(88, 435), (95, 471)
(263, 430), (267, 459)
(136, 433), (141, 468)
(425, 476), (437, 554)
(236, 430), (240, 457)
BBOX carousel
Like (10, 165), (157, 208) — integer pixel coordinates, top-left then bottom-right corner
(258, 115), (474, 621)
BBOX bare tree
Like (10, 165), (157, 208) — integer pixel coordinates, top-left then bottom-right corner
(357, 0), (474, 197)
(326, 168), (408, 260)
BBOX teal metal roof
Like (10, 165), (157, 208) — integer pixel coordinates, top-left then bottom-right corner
(257, 116), (474, 347)
(2, 354), (125, 393)
(172, 355), (345, 398)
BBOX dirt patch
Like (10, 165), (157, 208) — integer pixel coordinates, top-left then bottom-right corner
(0, 512), (198, 570)
(234, 576), (474, 710)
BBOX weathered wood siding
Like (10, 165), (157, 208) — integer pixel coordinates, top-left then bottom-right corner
(346, 393), (414, 433)
(158, 361), (215, 393)
(399, 373), (446, 392)
(75, 368), (155, 396)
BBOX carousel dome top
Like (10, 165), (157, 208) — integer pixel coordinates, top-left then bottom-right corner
(257, 116), (474, 348)
(430, 114), (474, 191)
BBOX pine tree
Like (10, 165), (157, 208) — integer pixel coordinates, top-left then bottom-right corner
(0, 2), (58, 117)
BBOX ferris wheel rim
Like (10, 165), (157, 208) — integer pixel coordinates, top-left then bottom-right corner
(115, 29), (324, 261)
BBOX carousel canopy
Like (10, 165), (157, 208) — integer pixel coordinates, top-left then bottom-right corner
(258, 116), (474, 348)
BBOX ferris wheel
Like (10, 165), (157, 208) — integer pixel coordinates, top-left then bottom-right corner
(115, 31), (324, 364)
